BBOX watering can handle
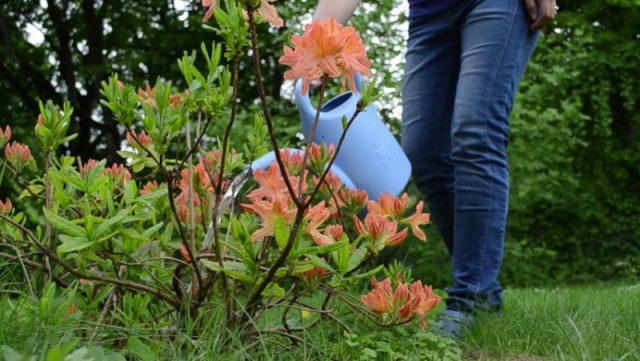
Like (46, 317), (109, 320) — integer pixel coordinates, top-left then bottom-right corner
(294, 73), (365, 116)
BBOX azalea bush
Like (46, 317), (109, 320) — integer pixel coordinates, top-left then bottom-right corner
(0, 0), (441, 346)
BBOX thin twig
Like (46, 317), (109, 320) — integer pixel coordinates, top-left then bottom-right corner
(128, 125), (203, 294)
(298, 76), (328, 200)
(0, 213), (181, 308)
(247, 9), (300, 207)
(304, 107), (364, 208)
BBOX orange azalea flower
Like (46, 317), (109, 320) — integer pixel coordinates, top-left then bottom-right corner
(242, 193), (296, 242)
(254, 0), (283, 28)
(34, 114), (46, 132)
(175, 189), (203, 223)
(304, 201), (332, 246)
(308, 143), (335, 170)
(331, 188), (368, 213)
(200, 150), (222, 170)
(408, 280), (442, 329)
(203, 0), (282, 28)
(0, 198), (12, 214)
(403, 201), (431, 241)
(104, 163), (131, 185)
(5, 142), (32, 164)
(179, 243), (191, 262)
(368, 193), (410, 219)
(313, 171), (343, 194)
(361, 277), (393, 314)
(324, 224), (343, 243)
(0, 126), (10, 147)
(140, 180), (160, 195)
(280, 149), (304, 175)
(361, 277), (442, 329)
(80, 159), (100, 177)
(202, 0), (217, 22)
(249, 163), (306, 203)
(169, 94), (184, 107)
(248, 164), (287, 202)
(127, 130), (152, 148)
(354, 213), (408, 248)
(279, 18), (372, 95)
(297, 265), (327, 287)
(179, 164), (213, 194)
(137, 84), (157, 106)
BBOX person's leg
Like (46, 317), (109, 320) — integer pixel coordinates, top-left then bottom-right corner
(401, 10), (460, 254)
(446, 0), (539, 313)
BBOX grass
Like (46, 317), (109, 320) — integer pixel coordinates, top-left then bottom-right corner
(1, 282), (638, 360)
(463, 284), (640, 361)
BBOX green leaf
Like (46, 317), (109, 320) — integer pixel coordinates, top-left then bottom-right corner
(221, 239), (257, 272)
(120, 228), (145, 242)
(362, 348), (377, 358)
(43, 208), (85, 238)
(142, 222), (164, 239)
(274, 217), (289, 251)
(306, 255), (336, 274)
(262, 283), (286, 298)
(297, 240), (349, 258)
(58, 235), (92, 253)
(136, 188), (168, 201)
(95, 207), (132, 238)
(354, 264), (384, 280)
(348, 245), (369, 273)
(202, 260), (254, 284)
(336, 239), (352, 275)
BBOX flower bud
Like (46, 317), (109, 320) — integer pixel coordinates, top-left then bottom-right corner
(0, 198), (12, 214)
(0, 126), (11, 148)
(80, 159), (100, 177)
(140, 180), (159, 195)
(127, 130), (153, 149)
(104, 163), (131, 185)
(4, 142), (34, 171)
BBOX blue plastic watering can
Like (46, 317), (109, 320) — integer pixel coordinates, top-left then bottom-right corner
(294, 75), (412, 200)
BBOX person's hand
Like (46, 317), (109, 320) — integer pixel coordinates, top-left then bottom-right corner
(524, 0), (558, 31)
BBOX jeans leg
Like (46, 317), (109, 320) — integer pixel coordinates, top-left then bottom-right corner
(401, 12), (459, 254)
(446, 0), (539, 312)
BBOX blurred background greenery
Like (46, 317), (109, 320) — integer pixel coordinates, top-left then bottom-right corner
(1, 0), (638, 288)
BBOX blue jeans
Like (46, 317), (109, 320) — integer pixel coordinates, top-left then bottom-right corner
(401, 0), (539, 313)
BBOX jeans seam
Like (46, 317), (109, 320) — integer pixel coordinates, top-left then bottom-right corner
(472, 0), (519, 296)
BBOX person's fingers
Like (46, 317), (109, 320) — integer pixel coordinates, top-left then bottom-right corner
(530, 0), (557, 30)
(523, 0), (538, 21)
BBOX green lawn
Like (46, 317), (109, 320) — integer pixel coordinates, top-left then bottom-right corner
(464, 284), (640, 361)
(1, 283), (638, 360)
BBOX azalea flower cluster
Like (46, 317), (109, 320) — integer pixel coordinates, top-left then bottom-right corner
(0, 126), (10, 148)
(80, 159), (132, 185)
(126, 130), (153, 150)
(279, 17), (373, 95)
(0, 198), (12, 214)
(354, 193), (431, 253)
(202, 0), (283, 27)
(361, 277), (442, 329)
(241, 145), (431, 255)
(2, 126), (35, 172)
(174, 151), (230, 224)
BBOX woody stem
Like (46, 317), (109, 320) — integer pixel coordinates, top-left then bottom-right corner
(298, 76), (328, 201)
(247, 9), (301, 207)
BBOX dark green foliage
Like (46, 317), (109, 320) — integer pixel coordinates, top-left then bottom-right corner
(505, 0), (640, 284)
